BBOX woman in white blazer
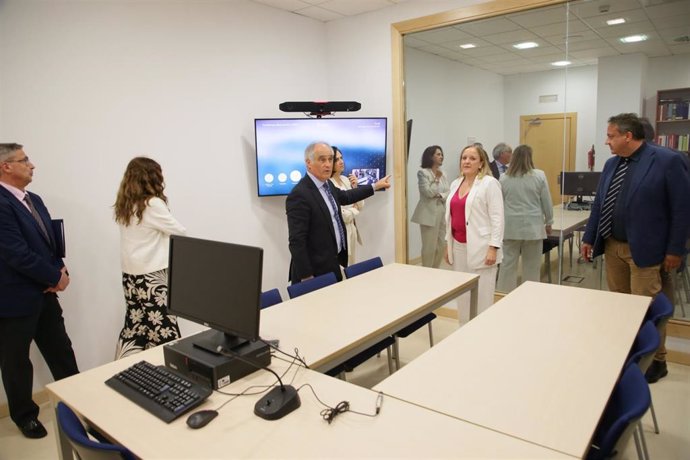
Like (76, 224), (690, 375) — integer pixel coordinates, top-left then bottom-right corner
(497, 145), (553, 293)
(330, 146), (363, 265)
(113, 157), (186, 359)
(445, 144), (504, 320)
(411, 145), (449, 268)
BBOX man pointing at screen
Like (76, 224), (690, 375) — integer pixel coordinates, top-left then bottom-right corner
(286, 141), (390, 284)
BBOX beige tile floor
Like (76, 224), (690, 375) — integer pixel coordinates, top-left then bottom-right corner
(2, 249), (689, 459)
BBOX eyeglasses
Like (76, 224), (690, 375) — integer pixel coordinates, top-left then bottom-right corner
(4, 156), (31, 165)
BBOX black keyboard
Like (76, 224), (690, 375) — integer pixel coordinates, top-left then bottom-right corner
(105, 360), (212, 423)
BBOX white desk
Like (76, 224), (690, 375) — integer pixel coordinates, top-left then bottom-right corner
(375, 282), (650, 458)
(261, 263), (478, 372)
(47, 346), (572, 459)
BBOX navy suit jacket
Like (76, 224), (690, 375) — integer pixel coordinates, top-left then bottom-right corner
(489, 160), (500, 180)
(286, 175), (374, 284)
(0, 186), (64, 317)
(583, 142), (690, 267)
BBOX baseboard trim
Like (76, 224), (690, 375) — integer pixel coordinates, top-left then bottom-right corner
(667, 350), (690, 366)
(0, 389), (49, 420)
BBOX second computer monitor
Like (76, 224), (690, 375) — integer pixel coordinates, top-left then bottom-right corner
(560, 171), (602, 203)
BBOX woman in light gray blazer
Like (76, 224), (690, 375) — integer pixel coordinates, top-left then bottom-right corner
(496, 144), (553, 293)
(411, 145), (449, 268)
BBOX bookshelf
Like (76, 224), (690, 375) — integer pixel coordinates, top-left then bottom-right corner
(656, 87), (690, 153)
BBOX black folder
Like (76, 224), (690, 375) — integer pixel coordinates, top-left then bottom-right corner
(51, 219), (65, 258)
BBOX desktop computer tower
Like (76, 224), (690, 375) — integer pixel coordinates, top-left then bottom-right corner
(163, 330), (271, 390)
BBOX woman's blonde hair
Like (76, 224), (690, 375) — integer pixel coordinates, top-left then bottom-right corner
(506, 144), (535, 177)
(460, 144), (492, 178)
(114, 157), (167, 226)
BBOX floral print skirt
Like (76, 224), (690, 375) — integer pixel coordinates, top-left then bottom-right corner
(114, 269), (181, 359)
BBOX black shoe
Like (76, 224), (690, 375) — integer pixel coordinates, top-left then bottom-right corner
(18, 418), (47, 439)
(645, 359), (668, 384)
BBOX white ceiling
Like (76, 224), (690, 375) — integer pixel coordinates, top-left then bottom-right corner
(247, 0), (409, 22)
(249, 0), (690, 76)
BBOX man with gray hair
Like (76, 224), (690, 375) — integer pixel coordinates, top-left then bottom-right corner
(286, 141), (390, 284)
(0, 143), (79, 439)
(490, 142), (512, 179)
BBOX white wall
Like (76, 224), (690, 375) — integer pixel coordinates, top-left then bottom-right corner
(504, 66), (598, 171)
(0, 0), (329, 403)
(644, 55), (690, 121)
(0, 0), (488, 408)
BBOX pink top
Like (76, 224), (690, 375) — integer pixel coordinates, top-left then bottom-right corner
(451, 191), (468, 243)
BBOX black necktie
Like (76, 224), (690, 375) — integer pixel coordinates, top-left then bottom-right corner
(323, 183), (346, 252)
(598, 158), (630, 240)
(24, 193), (50, 240)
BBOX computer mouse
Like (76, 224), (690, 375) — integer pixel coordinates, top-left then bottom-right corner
(186, 410), (218, 429)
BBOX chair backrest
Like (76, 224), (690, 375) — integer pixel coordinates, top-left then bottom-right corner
(645, 292), (674, 330)
(625, 320), (660, 373)
(287, 272), (338, 299)
(343, 257), (383, 279)
(57, 402), (135, 460)
(260, 288), (282, 309)
(587, 364), (651, 460)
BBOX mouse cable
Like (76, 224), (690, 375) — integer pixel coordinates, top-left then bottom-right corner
(298, 384), (384, 425)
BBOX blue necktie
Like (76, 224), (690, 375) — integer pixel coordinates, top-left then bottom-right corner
(323, 183), (346, 252)
(598, 158), (630, 240)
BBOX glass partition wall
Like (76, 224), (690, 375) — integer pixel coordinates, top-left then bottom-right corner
(392, 0), (690, 338)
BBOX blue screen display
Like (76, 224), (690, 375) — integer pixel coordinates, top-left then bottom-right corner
(254, 118), (387, 197)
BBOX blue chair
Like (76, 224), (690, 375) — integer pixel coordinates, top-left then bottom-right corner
(624, 320), (660, 460)
(626, 321), (660, 372)
(57, 402), (136, 460)
(586, 364), (651, 460)
(645, 292), (674, 331)
(641, 292), (674, 435)
(344, 257), (412, 372)
(287, 272), (338, 299)
(343, 256), (383, 278)
(346, 257), (436, 368)
(260, 288), (282, 309)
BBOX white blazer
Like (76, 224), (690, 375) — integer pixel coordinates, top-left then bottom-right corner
(445, 174), (504, 269)
(119, 197), (186, 275)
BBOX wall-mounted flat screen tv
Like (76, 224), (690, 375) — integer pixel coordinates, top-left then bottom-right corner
(254, 117), (387, 197)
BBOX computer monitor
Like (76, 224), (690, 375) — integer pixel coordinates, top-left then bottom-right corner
(559, 171), (602, 203)
(254, 117), (387, 196)
(167, 235), (263, 353)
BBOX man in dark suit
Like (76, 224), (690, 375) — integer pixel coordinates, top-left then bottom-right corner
(0, 143), (79, 439)
(286, 142), (390, 284)
(582, 114), (690, 381)
(489, 142), (512, 179)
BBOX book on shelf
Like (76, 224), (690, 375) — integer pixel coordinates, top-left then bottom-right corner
(657, 99), (689, 121)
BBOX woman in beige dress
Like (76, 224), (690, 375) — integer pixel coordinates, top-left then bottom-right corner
(411, 145), (449, 268)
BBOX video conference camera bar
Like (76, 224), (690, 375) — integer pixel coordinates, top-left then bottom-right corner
(279, 101), (361, 117)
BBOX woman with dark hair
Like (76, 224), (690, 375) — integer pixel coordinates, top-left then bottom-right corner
(113, 157), (186, 359)
(330, 146), (363, 265)
(445, 144), (504, 320)
(411, 145), (449, 268)
(496, 144), (553, 292)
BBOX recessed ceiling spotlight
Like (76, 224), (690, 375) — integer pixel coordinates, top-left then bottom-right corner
(460, 43), (476, 49)
(551, 60), (572, 67)
(606, 18), (626, 26)
(513, 41), (539, 49)
(620, 34), (648, 43)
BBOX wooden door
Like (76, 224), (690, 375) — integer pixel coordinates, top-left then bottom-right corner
(519, 113), (577, 205)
